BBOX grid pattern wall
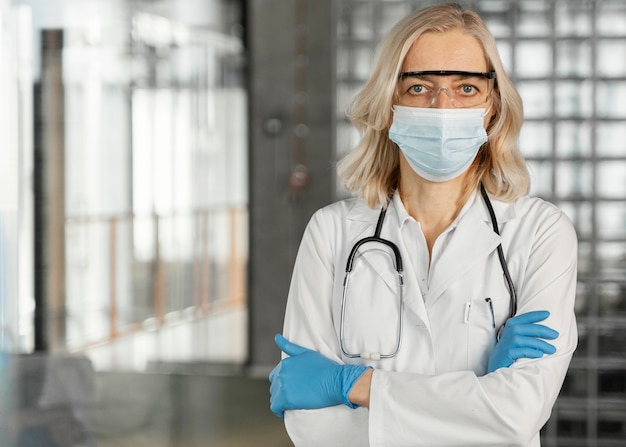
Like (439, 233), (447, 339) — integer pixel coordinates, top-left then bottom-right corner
(334, 1), (626, 445)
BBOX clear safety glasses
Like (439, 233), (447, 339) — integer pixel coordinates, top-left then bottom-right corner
(396, 70), (496, 108)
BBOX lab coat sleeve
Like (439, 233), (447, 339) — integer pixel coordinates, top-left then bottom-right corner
(368, 208), (578, 447)
(281, 206), (370, 447)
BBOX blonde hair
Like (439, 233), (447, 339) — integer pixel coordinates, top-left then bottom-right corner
(337, 2), (528, 209)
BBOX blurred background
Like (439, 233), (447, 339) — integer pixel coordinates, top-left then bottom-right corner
(0, 0), (624, 446)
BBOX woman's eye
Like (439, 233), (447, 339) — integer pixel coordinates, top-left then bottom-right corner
(461, 85), (477, 95)
(410, 84), (426, 94)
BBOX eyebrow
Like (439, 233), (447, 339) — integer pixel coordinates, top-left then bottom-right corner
(398, 70), (496, 79)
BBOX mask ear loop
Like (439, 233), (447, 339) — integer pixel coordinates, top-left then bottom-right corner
(482, 103), (493, 118)
(482, 76), (498, 119)
(391, 80), (403, 114)
(482, 80), (495, 117)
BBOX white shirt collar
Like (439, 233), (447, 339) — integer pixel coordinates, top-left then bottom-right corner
(391, 188), (479, 230)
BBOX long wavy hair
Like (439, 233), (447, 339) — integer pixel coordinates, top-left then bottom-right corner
(337, 2), (528, 209)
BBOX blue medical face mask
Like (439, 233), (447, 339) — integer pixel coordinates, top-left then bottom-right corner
(388, 105), (488, 182)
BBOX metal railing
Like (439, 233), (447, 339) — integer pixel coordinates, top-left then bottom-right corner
(62, 206), (248, 352)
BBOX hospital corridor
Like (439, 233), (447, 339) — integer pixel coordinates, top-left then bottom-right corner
(0, 0), (625, 446)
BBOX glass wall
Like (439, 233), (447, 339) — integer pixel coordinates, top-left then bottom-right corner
(334, 1), (626, 445)
(3, 2), (278, 446)
(61, 13), (247, 370)
(16, 2), (248, 370)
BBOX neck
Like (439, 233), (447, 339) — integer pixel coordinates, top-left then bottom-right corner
(399, 182), (465, 224)
(398, 160), (470, 255)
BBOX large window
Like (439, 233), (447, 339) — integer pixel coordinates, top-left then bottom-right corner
(335, 1), (626, 445)
(65, 14), (247, 369)
(20, 8), (248, 371)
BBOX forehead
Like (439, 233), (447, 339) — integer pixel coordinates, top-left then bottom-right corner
(401, 28), (489, 73)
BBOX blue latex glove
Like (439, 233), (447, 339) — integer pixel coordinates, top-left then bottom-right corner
(488, 310), (559, 373)
(269, 334), (371, 418)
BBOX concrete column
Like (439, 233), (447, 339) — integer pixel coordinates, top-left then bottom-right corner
(34, 29), (65, 351)
(246, 0), (334, 373)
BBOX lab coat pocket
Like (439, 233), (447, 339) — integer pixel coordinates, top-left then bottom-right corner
(466, 296), (505, 374)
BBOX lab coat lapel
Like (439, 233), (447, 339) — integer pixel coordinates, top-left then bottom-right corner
(395, 233), (432, 332)
(344, 200), (382, 249)
(380, 200), (432, 331)
(348, 198), (433, 331)
(426, 197), (503, 304)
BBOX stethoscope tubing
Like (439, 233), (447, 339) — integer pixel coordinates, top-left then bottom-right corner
(340, 270), (404, 360)
(479, 183), (518, 319)
(342, 201), (405, 359)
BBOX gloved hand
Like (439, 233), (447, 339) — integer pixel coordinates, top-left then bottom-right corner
(269, 334), (371, 418)
(488, 310), (559, 373)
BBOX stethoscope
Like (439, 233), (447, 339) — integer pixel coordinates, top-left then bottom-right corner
(339, 183), (518, 360)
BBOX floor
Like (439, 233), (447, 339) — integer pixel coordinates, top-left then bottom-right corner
(94, 371), (292, 447)
(8, 353), (292, 447)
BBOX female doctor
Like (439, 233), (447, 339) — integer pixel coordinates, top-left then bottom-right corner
(269, 3), (577, 446)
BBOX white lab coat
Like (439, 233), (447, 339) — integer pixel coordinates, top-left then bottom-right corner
(281, 190), (578, 447)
